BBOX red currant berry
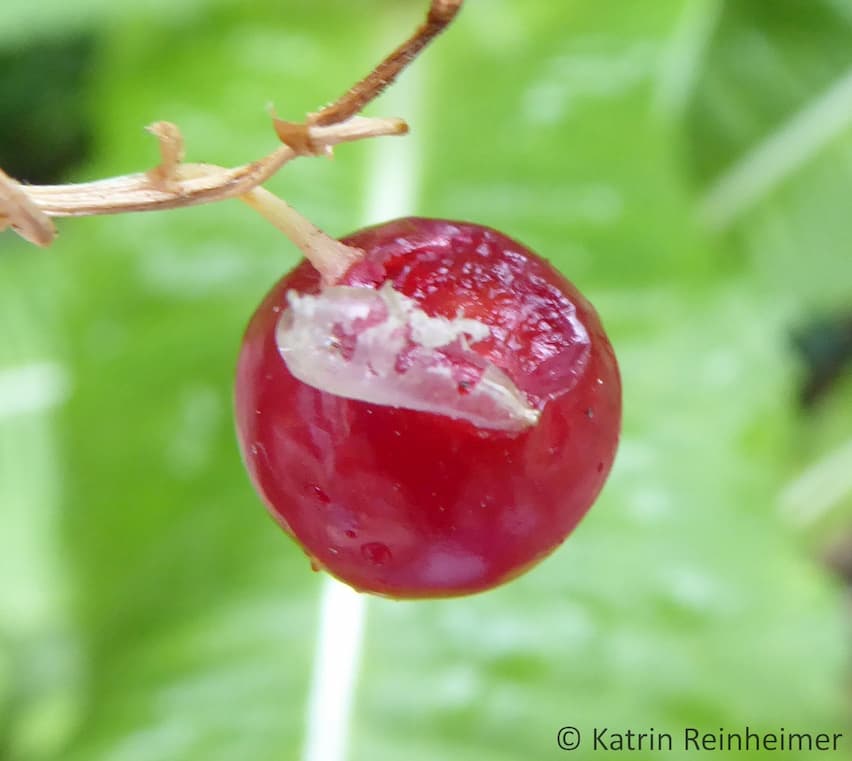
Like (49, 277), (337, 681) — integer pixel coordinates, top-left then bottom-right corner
(235, 218), (620, 598)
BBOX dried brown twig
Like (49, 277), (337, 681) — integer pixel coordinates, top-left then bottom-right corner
(0, 0), (464, 257)
(312, 0), (462, 126)
(273, 0), (463, 150)
(0, 117), (406, 247)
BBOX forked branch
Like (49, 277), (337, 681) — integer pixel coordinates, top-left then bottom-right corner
(0, 117), (406, 247)
(0, 0), (464, 250)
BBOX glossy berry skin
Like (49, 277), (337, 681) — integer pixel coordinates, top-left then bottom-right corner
(235, 218), (620, 598)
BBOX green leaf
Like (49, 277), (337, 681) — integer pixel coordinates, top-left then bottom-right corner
(686, 0), (852, 306)
(685, 0), (852, 543)
(686, 0), (852, 185)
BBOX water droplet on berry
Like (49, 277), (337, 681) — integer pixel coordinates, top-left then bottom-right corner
(309, 484), (331, 504)
(361, 542), (392, 566)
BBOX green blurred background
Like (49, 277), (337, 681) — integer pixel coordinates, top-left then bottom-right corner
(1, 0), (851, 758)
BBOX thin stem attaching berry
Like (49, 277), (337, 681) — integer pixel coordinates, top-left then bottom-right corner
(240, 188), (363, 284)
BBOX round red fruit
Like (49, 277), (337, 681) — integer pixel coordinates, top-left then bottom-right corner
(235, 218), (620, 598)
